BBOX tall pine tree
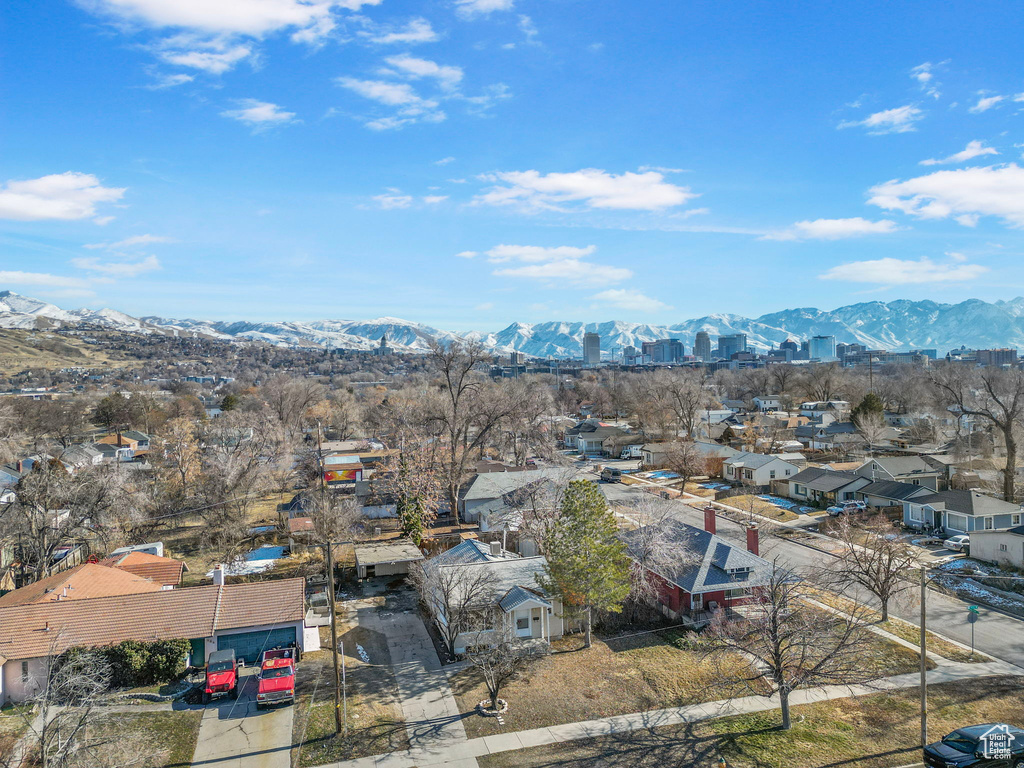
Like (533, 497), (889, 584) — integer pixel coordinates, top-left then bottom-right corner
(538, 480), (631, 648)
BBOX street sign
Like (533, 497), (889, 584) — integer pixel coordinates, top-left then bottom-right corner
(968, 605), (980, 613)
(967, 612), (978, 624)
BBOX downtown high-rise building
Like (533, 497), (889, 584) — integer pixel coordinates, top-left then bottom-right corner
(583, 332), (601, 364)
(717, 333), (747, 360)
(809, 335), (837, 361)
(694, 331), (711, 361)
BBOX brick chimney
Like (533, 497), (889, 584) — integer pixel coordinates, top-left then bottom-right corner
(703, 506), (717, 535)
(746, 524), (759, 556)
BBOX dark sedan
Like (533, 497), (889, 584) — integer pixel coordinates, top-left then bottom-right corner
(924, 724), (1024, 768)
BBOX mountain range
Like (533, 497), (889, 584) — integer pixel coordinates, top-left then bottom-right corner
(2, 290), (1022, 358)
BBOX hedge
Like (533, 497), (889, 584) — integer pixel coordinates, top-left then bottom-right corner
(58, 638), (190, 689)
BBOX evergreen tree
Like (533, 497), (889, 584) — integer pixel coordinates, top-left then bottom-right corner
(220, 393), (240, 412)
(538, 480), (631, 648)
(395, 454), (426, 545)
(851, 392), (884, 428)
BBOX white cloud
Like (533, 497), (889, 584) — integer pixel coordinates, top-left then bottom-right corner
(156, 40), (254, 73)
(590, 288), (669, 312)
(458, 83), (512, 114)
(336, 76), (444, 129)
(0, 172), (125, 221)
(0, 271), (94, 289)
(383, 54), (462, 88)
(359, 17), (438, 44)
(423, 195), (448, 204)
(455, 250), (478, 258)
(763, 217), (901, 241)
(455, 0), (515, 18)
(85, 234), (173, 250)
(79, 0), (372, 38)
(146, 72), (195, 89)
(221, 99), (297, 128)
(516, 15), (538, 44)
(71, 255), (162, 277)
(920, 140), (999, 166)
(483, 244), (596, 262)
(494, 260), (631, 287)
(969, 94), (1005, 114)
(373, 193), (414, 209)
(911, 62), (941, 98)
(475, 168), (696, 211)
(838, 105), (923, 135)
(680, 207), (710, 218)
(435, 156), (456, 166)
(819, 256), (988, 285)
(868, 163), (1024, 227)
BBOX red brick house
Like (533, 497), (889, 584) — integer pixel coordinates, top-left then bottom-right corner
(619, 507), (773, 618)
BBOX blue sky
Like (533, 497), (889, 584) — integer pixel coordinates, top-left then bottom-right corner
(4, 0), (1024, 330)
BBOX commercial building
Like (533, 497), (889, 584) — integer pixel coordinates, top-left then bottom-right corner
(717, 334), (747, 360)
(809, 335), (837, 361)
(642, 338), (684, 363)
(693, 332), (711, 361)
(583, 332), (601, 364)
(977, 348), (1018, 367)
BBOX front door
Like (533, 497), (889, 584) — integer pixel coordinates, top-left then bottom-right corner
(514, 610), (531, 637)
(691, 593), (704, 611)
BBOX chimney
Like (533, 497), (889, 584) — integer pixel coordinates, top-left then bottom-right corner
(490, 540), (501, 557)
(703, 506), (717, 535)
(212, 565), (226, 586)
(746, 524), (759, 556)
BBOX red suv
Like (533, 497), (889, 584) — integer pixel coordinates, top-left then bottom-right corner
(256, 648), (296, 709)
(203, 649), (239, 704)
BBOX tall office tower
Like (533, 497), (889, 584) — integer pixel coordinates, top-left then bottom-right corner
(583, 332), (601, 364)
(717, 333), (748, 360)
(779, 338), (798, 353)
(694, 331), (711, 361)
(809, 335), (837, 360)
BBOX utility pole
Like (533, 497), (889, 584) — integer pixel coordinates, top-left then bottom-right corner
(919, 567), (928, 748)
(318, 420), (344, 735)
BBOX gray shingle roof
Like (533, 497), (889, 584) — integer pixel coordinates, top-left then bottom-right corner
(909, 489), (1022, 517)
(438, 556), (550, 606)
(619, 520), (774, 595)
(858, 480), (932, 502)
(462, 467), (585, 502)
(788, 467), (864, 493)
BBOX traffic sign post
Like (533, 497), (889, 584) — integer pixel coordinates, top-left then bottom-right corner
(967, 607), (979, 658)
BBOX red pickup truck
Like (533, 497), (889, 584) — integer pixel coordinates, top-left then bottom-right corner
(256, 648), (296, 709)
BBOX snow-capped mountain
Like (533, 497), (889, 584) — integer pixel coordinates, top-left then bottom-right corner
(4, 290), (1024, 357)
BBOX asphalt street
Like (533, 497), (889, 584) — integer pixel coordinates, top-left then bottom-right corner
(602, 482), (1024, 670)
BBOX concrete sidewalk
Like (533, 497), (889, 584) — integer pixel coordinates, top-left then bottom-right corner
(311, 658), (1021, 768)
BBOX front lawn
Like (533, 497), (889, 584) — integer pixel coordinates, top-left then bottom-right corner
(291, 623), (407, 766)
(450, 632), (765, 739)
(0, 703), (34, 761)
(724, 495), (800, 522)
(87, 710), (203, 768)
(477, 675), (1024, 768)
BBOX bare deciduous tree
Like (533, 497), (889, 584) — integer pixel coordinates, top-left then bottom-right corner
(827, 515), (915, 622)
(700, 566), (875, 730)
(410, 560), (497, 659)
(462, 618), (544, 711)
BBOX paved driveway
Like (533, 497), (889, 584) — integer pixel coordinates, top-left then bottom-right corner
(190, 667), (294, 768)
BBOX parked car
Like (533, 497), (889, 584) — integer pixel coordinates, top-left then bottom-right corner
(256, 648), (297, 709)
(600, 467), (623, 483)
(827, 500), (868, 517)
(923, 723), (1024, 767)
(944, 534), (971, 552)
(203, 649), (239, 704)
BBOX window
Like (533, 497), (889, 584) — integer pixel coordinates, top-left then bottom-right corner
(946, 512), (968, 532)
(909, 506), (923, 522)
(769, 470), (776, 479)
(1013, 514), (1021, 526)
(984, 517), (994, 530)
(21, 661), (28, 682)
(785, 469), (791, 476)
(1000, 544), (1008, 552)
(725, 588), (750, 599)
(516, 617), (529, 631)
(794, 484), (804, 495)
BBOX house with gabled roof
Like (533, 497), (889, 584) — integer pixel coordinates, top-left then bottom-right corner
(431, 556), (563, 655)
(786, 467), (870, 506)
(903, 489), (1024, 536)
(855, 456), (946, 491)
(855, 480), (932, 508)
(0, 576), (315, 704)
(98, 550), (187, 588)
(722, 451), (799, 486)
(619, 509), (773, 617)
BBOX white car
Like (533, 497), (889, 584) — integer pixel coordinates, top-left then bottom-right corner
(943, 534), (970, 552)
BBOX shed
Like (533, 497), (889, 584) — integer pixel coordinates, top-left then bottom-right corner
(354, 540), (424, 579)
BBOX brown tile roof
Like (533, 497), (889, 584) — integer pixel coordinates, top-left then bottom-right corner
(0, 564), (164, 608)
(0, 578), (305, 661)
(99, 551), (186, 587)
(288, 516), (315, 533)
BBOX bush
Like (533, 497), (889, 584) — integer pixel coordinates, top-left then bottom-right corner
(62, 638), (190, 689)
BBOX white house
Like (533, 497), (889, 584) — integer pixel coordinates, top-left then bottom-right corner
(432, 556), (563, 655)
(752, 396), (783, 412)
(721, 452), (799, 486)
(969, 525), (1024, 569)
